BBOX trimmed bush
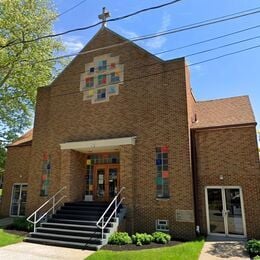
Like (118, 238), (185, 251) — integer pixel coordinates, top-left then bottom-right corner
(132, 233), (154, 246)
(246, 239), (260, 257)
(152, 231), (171, 244)
(6, 217), (33, 232)
(108, 232), (132, 245)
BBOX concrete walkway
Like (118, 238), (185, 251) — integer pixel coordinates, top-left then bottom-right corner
(0, 242), (94, 260)
(199, 237), (249, 260)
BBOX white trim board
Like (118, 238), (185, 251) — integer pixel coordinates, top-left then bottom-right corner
(60, 136), (136, 153)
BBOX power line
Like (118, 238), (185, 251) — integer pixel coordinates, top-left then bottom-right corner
(46, 42), (260, 99)
(0, 0), (182, 49)
(15, 24), (260, 69)
(55, 0), (89, 19)
(185, 34), (260, 58)
(3, 4), (260, 50)
(156, 24), (260, 55)
(3, 41), (260, 103)
(133, 7), (260, 42)
(0, 0), (89, 50)
(10, 7), (260, 67)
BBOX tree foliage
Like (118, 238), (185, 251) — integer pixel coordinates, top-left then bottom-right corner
(0, 0), (66, 170)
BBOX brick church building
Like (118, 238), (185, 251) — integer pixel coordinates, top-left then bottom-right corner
(1, 27), (259, 247)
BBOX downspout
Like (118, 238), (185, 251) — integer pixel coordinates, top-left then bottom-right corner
(191, 130), (200, 235)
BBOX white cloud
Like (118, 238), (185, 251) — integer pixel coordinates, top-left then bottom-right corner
(119, 28), (139, 39)
(63, 36), (84, 52)
(145, 13), (171, 50)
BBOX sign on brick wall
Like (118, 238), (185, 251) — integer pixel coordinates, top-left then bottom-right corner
(80, 53), (124, 104)
(176, 209), (194, 222)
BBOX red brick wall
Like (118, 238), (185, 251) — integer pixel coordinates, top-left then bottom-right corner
(20, 28), (195, 239)
(195, 126), (260, 238)
(0, 145), (31, 216)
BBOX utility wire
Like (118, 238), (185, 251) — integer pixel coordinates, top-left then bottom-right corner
(8, 8), (260, 67)
(156, 24), (260, 55)
(2, 4), (260, 50)
(133, 7), (260, 42)
(3, 41), (260, 102)
(185, 34), (260, 58)
(55, 0), (89, 19)
(1, 0), (89, 49)
(13, 24), (260, 69)
(46, 41), (260, 99)
(0, 0), (182, 49)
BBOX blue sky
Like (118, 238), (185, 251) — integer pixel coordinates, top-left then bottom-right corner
(53, 0), (260, 130)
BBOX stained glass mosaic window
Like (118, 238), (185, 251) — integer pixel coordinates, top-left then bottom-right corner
(40, 153), (51, 196)
(108, 85), (117, 94)
(110, 63), (116, 69)
(98, 74), (107, 85)
(85, 77), (94, 88)
(98, 60), (107, 71)
(110, 72), (120, 83)
(156, 147), (169, 198)
(80, 54), (124, 103)
(97, 88), (106, 100)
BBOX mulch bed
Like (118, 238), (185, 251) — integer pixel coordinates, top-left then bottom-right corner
(3, 229), (28, 236)
(102, 240), (182, 251)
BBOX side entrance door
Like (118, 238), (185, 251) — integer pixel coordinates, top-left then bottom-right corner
(93, 164), (119, 202)
(10, 183), (28, 216)
(205, 186), (246, 237)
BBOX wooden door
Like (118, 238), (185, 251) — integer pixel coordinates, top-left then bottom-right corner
(93, 164), (120, 201)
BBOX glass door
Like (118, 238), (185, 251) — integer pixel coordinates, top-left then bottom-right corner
(108, 166), (119, 200)
(206, 187), (245, 237)
(10, 183), (28, 216)
(225, 188), (244, 236)
(93, 165), (120, 201)
(207, 188), (225, 234)
(94, 166), (107, 201)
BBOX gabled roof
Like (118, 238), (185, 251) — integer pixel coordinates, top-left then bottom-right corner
(8, 129), (33, 147)
(191, 95), (256, 129)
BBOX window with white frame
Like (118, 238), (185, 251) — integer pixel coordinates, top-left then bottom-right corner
(156, 219), (169, 231)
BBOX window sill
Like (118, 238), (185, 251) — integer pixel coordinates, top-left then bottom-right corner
(156, 197), (170, 201)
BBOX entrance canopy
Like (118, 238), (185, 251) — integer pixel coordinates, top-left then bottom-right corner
(60, 136), (136, 153)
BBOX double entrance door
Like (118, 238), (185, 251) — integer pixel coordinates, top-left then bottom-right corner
(93, 164), (119, 202)
(206, 187), (246, 237)
(10, 183), (28, 216)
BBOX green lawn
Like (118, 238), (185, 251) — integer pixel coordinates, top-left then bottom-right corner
(87, 239), (204, 260)
(0, 229), (24, 247)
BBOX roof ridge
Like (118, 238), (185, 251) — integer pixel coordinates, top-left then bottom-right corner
(196, 95), (249, 103)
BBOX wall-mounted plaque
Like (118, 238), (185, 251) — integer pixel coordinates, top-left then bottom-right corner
(176, 210), (194, 223)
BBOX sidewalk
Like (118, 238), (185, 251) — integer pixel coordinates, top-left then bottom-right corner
(0, 242), (94, 260)
(199, 237), (249, 260)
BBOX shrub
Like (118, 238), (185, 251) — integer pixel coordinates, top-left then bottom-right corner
(6, 217), (33, 232)
(246, 239), (260, 257)
(152, 231), (171, 244)
(254, 256), (260, 260)
(132, 233), (154, 246)
(108, 232), (132, 245)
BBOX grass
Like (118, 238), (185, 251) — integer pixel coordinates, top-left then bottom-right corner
(0, 229), (24, 247)
(87, 239), (204, 260)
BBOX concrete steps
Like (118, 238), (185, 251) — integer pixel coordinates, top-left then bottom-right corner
(24, 201), (121, 250)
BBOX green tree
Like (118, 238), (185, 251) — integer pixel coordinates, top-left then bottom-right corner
(0, 0), (66, 171)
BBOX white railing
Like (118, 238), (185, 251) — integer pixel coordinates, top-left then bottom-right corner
(96, 187), (125, 239)
(27, 186), (67, 232)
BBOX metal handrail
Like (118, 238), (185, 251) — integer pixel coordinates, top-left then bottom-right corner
(96, 186), (125, 239)
(27, 186), (67, 232)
